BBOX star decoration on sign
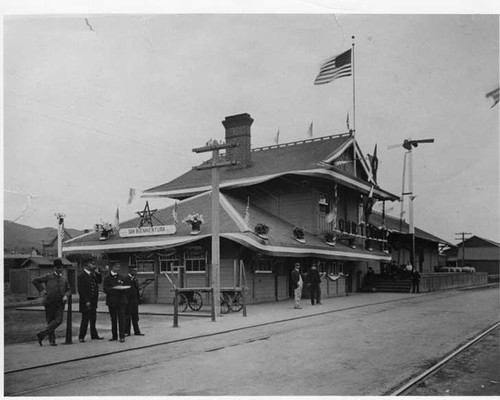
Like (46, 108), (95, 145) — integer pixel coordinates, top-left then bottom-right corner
(136, 201), (158, 228)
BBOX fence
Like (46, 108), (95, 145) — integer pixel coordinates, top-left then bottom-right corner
(421, 272), (488, 292)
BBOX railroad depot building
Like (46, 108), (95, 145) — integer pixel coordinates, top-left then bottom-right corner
(64, 113), (400, 304)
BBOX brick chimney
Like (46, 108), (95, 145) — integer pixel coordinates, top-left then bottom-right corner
(222, 113), (253, 168)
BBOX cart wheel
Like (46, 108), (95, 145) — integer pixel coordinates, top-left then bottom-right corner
(230, 292), (243, 312)
(173, 293), (188, 312)
(220, 295), (230, 314)
(188, 291), (203, 311)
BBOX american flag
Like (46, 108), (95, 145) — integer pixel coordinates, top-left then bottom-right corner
(244, 196), (251, 227)
(172, 202), (178, 224)
(113, 207), (120, 231)
(127, 188), (136, 204)
(486, 87), (499, 108)
(274, 129), (280, 145)
(307, 122), (313, 138)
(314, 49), (352, 85)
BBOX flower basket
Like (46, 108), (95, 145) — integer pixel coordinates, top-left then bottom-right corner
(94, 222), (114, 241)
(182, 213), (204, 234)
(325, 232), (336, 246)
(254, 223), (270, 239)
(293, 226), (305, 243)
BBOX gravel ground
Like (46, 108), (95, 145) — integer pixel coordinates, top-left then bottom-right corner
(406, 327), (500, 396)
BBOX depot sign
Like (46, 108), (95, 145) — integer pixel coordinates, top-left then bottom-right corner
(119, 225), (176, 238)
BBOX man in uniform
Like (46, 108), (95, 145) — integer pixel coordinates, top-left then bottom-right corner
(124, 267), (145, 336)
(103, 263), (128, 342)
(77, 261), (104, 342)
(32, 259), (71, 346)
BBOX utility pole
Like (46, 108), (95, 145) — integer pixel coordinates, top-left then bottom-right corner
(55, 213), (65, 258)
(400, 138), (434, 269)
(455, 232), (472, 268)
(193, 140), (238, 318)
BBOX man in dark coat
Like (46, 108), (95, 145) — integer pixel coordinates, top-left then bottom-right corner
(411, 267), (421, 294)
(103, 263), (128, 342)
(308, 264), (322, 306)
(77, 261), (104, 342)
(124, 267), (144, 336)
(32, 259), (71, 346)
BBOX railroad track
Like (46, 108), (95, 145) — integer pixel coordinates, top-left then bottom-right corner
(387, 321), (500, 396)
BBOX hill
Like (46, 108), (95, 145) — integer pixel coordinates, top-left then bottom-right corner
(3, 220), (86, 254)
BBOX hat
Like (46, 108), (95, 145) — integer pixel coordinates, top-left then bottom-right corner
(53, 259), (63, 268)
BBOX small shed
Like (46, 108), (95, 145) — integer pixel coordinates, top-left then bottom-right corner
(9, 257), (76, 298)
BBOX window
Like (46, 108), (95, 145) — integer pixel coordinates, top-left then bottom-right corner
(255, 258), (273, 273)
(184, 247), (206, 273)
(129, 252), (155, 273)
(318, 194), (330, 214)
(159, 251), (179, 273)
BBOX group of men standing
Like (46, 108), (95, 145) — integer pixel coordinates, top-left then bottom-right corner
(32, 259), (144, 346)
(291, 263), (325, 309)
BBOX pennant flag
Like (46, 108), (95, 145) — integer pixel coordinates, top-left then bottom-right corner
(346, 113), (350, 131)
(371, 144), (379, 182)
(244, 196), (251, 226)
(314, 49), (352, 85)
(127, 188), (136, 204)
(172, 201), (178, 224)
(113, 207), (120, 231)
(58, 215), (65, 242)
(274, 129), (280, 145)
(486, 87), (499, 108)
(307, 122), (313, 138)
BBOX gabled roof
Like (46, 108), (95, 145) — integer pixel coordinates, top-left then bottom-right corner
(369, 211), (454, 246)
(460, 235), (500, 248)
(64, 192), (391, 262)
(143, 134), (398, 201)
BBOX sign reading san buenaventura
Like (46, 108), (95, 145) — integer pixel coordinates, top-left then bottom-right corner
(119, 225), (176, 238)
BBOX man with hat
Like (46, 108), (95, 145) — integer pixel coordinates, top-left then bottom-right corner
(32, 258), (71, 346)
(291, 262), (303, 309)
(103, 263), (128, 342)
(77, 261), (104, 342)
(123, 267), (145, 336)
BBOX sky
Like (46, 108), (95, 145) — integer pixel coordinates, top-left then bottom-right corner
(2, 2), (499, 245)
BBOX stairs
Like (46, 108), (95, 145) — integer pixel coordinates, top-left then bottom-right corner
(362, 278), (412, 293)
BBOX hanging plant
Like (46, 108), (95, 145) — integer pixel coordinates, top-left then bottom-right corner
(254, 223), (270, 239)
(183, 213), (204, 235)
(293, 226), (306, 243)
(325, 232), (336, 246)
(94, 222), (114, 241)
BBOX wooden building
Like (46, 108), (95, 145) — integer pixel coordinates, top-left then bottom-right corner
(369, 211), (453, 273)
(444, 235), (500, 275)
(63, 113), (399, 304)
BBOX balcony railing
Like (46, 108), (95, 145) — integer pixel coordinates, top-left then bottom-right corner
(318, 216), (389, 252)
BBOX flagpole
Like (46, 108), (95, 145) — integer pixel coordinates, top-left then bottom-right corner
(352, 35), (356, 136)
(352, 35), (357, 178)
